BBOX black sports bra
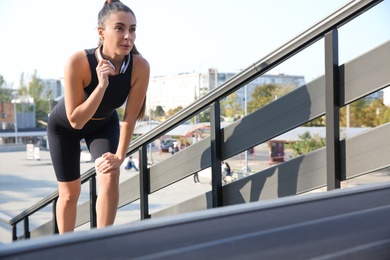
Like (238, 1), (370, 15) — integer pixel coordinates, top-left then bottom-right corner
(84, 48), (133, 118)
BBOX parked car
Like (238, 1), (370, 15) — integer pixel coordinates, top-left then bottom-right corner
(160, 139), (177, 152)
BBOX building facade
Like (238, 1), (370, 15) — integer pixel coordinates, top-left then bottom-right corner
(41, 78), (63, 101)
(148, 68), (306, 113)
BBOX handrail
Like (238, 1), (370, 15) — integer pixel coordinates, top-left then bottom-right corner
(0, 212), (12, 224)
(3, 0), (384, 240)
(7, 168), (96, 225)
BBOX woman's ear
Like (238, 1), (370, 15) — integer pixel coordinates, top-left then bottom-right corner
(98, 27), (105, 40)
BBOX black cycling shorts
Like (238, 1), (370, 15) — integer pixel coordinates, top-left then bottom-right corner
(47, 101), (120, 182)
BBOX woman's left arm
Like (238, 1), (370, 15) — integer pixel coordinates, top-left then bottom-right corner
(117, 55), (150, 161)
(97, 55), (150, 173)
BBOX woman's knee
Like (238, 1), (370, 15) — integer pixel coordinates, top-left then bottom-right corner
(58, 180), (81, 203)
(59, 192), (79, 205)
(97, 169), (120, 188)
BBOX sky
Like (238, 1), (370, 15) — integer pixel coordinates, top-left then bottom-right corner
(0, 0), (389, 88)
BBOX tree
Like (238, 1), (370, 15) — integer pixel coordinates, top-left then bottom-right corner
(348, 98), (369, 127)
(198, 109), (210, 123)
(221, 92), (243, 119)
(365, 98), (388, 127)
(304, 116), (325, 127)
(380, 106), (390, 125)
(247, 84), (293, 114)
(153, 105), (165, 119)
(166, 106), (183, 118)
(18, 70), (52, 126)
(288, 131), (326, 158)
(339, 97), (390, 127)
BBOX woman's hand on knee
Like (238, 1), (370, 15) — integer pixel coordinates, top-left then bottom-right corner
(95, 153), (121, 174)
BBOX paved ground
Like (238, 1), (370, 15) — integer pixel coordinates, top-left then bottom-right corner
(1, 145), (390, 243)
(0, 148), (213, 243)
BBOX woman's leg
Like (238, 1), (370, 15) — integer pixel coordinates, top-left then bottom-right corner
(86, 112), (121, 228)
(95, 159), (120, 228)
(56, 179), (81, 234)
(47, 105), (82, 233)
(133, 162), (139, 171)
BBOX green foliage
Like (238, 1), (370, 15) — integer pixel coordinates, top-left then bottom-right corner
(18, 71), (52, 126)
(304, 116), (325, 126)
(151, 105), (165, 120)
(340, 97), (390, 127)
(198, 109), (210, 122)
(221, 92), (243, 118)
(0, 75), (13, 103)
(247, 83), (293, 113)
(381, 107), (390, 124)
(116, 107), (125, 120)
(145, 105), (166, 121)
(166, 106), (183, 118)
(288, 131), (326, 158)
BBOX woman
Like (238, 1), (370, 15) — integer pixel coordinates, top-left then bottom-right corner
(47, 0), (149, 234)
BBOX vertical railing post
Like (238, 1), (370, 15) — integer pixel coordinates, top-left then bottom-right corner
(139, 146), (150, 219)
(325, 28), (341, 190)
(53, 198), (59, 234)
(89, 175), (97, 228)
(23, 217), (30, 239)
(12, 224), (17, 241)
(210, 101), (223, 207)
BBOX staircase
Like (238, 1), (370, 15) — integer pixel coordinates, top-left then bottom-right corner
(0, 0), (389, 258)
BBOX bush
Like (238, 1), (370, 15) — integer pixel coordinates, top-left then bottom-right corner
(288, 131), (326, 158)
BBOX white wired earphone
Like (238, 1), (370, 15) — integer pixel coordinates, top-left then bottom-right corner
(97, 45), (130, 74)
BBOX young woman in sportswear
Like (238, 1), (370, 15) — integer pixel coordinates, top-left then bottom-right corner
(47, 0), (149, 233)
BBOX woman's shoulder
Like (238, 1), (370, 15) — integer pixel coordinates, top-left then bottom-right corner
(67, 50), (89, 64)
(66, 50), (88, 68)
(64, 50), (91, 85)
(132, 53), (150, 71)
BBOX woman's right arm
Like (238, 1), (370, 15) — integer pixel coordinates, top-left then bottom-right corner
(64, 50), (114, 129)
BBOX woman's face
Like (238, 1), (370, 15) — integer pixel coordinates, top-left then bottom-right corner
(99, 11), (137, 56)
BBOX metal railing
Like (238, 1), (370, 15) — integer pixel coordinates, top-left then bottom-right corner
(1, 0), (388, 241)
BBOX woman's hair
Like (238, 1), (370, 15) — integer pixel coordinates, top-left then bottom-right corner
(99, 0), (146, 121)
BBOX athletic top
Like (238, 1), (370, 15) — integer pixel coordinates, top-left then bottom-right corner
(84, 48), (133, 118)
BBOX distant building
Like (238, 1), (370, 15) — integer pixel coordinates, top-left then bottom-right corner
(149, 73), (203, 112)
(370, 91), (383, 100)
(41, 78), (63, 100)
(217, 71), (306, 109)
(0, 102), (15, 130)
(148, 68), (305, 112)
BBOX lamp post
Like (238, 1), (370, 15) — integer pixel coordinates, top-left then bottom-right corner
(11, 92), (18, 144)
